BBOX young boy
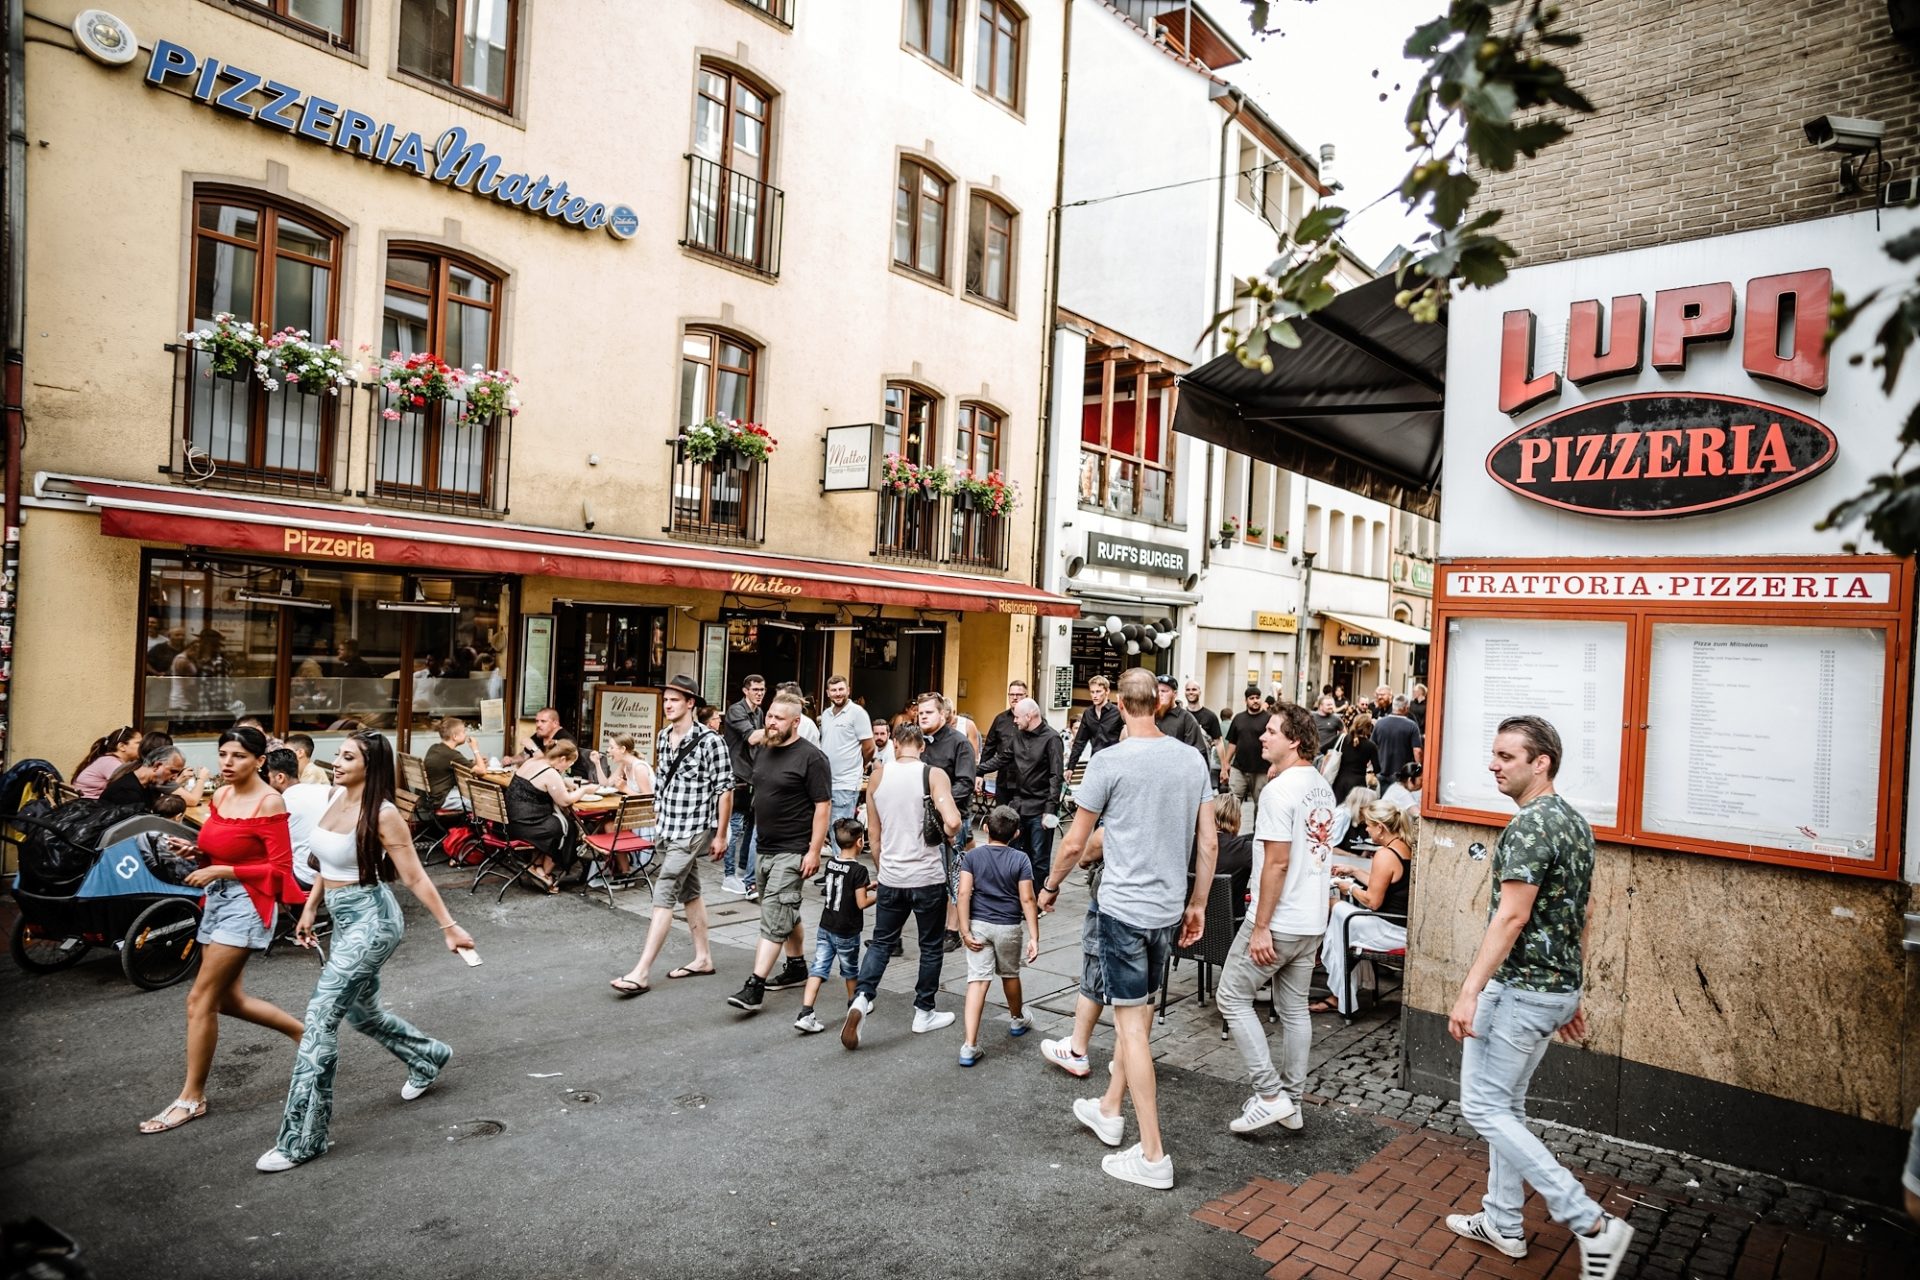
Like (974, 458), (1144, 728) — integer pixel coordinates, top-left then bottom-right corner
(796, 818), (876, 1034)
(957, 805), (1041, 1066)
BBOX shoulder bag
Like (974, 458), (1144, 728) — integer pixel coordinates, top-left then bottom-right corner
(1319, 733), (1346, 783)
(917, 761), (949, 848)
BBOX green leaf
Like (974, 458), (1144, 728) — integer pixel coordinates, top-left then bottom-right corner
(1510, 118), (1570, 158)
(1885, 228), (1920, 263)
(1462, 80), (1519, 124)
(1466, 119), (1518, 171)
(1432, 171), (1481, 229)
(1294, 204), (1348, 244)
(1269, 320), (1302, 349)
(1404, 16), (1453, 57)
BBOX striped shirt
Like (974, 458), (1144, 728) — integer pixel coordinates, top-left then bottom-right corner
(650, 722), (735, 840)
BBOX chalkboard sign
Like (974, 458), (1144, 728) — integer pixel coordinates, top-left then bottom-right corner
(1070, 626), (1123, 691)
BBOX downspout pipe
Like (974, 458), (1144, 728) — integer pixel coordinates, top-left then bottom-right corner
(1200, 85), (1246, 580)
(2, 0), (26, 767)
(1031, 0), (1072, 693)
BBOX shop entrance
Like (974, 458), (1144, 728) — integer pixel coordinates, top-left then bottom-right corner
(847, 625), (945, 724)
(1327, 655), (1378, 705)
(721, 612), (828, 709)
(553, 605), (668, 743)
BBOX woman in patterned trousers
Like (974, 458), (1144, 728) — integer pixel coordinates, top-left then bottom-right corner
(255, 732), (474, 1172)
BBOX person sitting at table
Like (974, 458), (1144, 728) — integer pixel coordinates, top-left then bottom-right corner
(1382, 761), (1423, 816)
(1203, 791), (1254, 915)
(422, 717), (476, 810)
(72, 725), (142, 798)
(520, 706), (591, 780)
(589, 732), (655, 795)
(1327, 786), (1378, 850)
(283, 733), (327, 786)
(1312, 799), (1413, 1016)
(506, 739), (594, 893)
(102, 745), (194, 817)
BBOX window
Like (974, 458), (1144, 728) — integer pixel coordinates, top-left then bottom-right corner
(894, 160), (949, 281)
(687, 64), (781, 273)
(378, 249), (502, 498)
(1080, 369), (1175, 521)
(955, 403), (1001, 474)
(188, 192), (342, 479)
(884, 384), (938, 465)
(904, 0), (959, 70)
(693, 65), (771, 185)
(680, 329), (757, 426)
(398, 0), (515, 107)
(975, 1), (1022, 107)
(1236, 134), (1263, 209)
(966, 194), (1013, 307)
(244, 0), (352, 43)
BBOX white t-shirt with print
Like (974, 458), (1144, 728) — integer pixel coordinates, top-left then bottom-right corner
(1251, 763), (1338, 937)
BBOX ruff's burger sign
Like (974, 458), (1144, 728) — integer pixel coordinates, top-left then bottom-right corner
(1487, 269), (1836, 517)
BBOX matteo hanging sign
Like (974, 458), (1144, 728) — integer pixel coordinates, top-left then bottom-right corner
(143, 40), (637, 240)
(1487, 268), (1835, 518)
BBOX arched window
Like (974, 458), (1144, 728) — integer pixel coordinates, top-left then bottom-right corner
(905, 0), (960, 70)
(884, 383), (938, 465)
(675, 328), (762, 540)
(187, 189), (342, 481)
(966, 193), (1014, 307)
(894, 159), (950, 282)
(955, 403), (1001, 475)
(688, 63), (779, 271)
(377, 247), (504, 500)
(681, 328), (757, 425)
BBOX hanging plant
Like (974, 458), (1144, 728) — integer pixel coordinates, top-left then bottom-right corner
(951, 467), (1020, 517)
(374, 351), (458, 421)
(681, 415), (777, 464)
(461, 366), (522, 423)
(261, 328), (353, 396)
(881, 453), (946, 497)
(182, 313), (265, 380)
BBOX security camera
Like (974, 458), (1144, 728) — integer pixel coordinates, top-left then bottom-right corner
(1803, 115), (1885, 155)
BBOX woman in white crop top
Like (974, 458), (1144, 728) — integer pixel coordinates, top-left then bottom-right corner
(254, 731), (474, 1174)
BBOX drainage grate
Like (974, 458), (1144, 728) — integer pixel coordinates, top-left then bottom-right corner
(451, 1119), (506, 1142)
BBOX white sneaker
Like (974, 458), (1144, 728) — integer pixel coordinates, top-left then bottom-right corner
(1040, 1037), (1090, 1078)
(1228, 1092), (1299, 1135)
(793, 1010), (825, 1035)
(1072, 1097), (1124, 1147)
(1007, 1015), (1031, 1037)
(255, 1148), (300, 1173)
(841, 994), (871, 1050)
(1574, 1213), (1634, 1279)
(959, 1043), (982, 1067)
(721, 874), (747, 895)
(1445, 1212), (1528, 1259)
(911, 1008), (955, 1034)
(1100, 1142), (1173, 1190)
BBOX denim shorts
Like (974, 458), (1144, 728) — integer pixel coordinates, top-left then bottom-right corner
(196, 878), (273, 950)
(1096, 911), (1175, 1007)
(808, 927), (861, 980)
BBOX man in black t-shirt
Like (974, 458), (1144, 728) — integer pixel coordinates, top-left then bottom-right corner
(1372, 695), (1425, 790)
(1183, 679), (1223, 747)
(728, 690), (832, 1014)
(1311, 694), (1344, 754)
(1218, 686), (1273, 818)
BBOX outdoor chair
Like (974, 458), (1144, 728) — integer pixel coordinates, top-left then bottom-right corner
(1337, 908), (1409, 1023)
(579, 794), (657, 908)
(464, 777), (540, 901)
(1156, 872), (1236, 1029)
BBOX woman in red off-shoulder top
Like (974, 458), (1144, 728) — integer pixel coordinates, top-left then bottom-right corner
(140, 726), (310, 1135)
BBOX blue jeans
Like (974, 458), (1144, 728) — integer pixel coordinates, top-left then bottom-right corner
(1095, 911), (1175, 1007)
(1458, 980), (1604, 1238)
(1012, 814), (1053, 886)
(809, 927), (862, 980)
(830, 788), (861, 824)
(725, 807), (757, 887)
(855, 883), (948, 1011)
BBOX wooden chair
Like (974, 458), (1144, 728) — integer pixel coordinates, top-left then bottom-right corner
(399, 754), (431, 796)
(580, 794), (658, 907)
(465, 777), (540, 902)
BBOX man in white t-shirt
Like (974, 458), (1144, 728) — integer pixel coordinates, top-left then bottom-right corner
(818, 676), (875, 824)
(1215, 701), (1336, 1137)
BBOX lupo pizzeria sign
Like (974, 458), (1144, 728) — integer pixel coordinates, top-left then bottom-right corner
(1489, 269), (1836, 518)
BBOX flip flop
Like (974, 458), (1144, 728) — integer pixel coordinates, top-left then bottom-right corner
(667, 965), (717, 979)
(526, 870), (559, 894)
(139, 1098), (207, 1134)
(1308, 997), (1340, 1015)
(609, 977), (649, 997)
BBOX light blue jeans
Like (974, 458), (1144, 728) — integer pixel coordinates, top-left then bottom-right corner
(830, 788), (861, 824)
(1458, 979), (1604, 1238)
(726, 809), (757, 887)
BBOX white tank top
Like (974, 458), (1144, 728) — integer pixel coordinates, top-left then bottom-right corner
(872, 759), (945, 889)
(309, 800), (397, 883)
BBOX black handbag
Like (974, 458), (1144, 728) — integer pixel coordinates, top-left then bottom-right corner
(917, 761), (948, 848)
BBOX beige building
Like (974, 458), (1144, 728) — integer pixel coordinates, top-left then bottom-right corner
(11, 0), (1070, 771)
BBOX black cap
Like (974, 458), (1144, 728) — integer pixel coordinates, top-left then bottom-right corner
(1155, 672), (1178, 688)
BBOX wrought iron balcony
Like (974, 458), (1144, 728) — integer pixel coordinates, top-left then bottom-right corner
(946, 499), (1010, 572)
(665, 439), (768, 545)
(367, 386), (512, 516)
(163, 343), (352, 496)
(873, 489), (1010, 573)
(682, 154), (785, 277)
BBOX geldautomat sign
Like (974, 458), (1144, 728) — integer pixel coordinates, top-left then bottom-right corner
(143, 40), (637, 240)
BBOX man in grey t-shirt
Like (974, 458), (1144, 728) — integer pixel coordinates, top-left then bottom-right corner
(1042, 667), (1216, 1192)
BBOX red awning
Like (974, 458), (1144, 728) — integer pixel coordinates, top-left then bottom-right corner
(46, 475), (1077, 617)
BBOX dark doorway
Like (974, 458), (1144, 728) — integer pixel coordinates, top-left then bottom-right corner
(848, 624), (945, 725)
(553, 604), (668, 740)
(721, 612), (828, 707)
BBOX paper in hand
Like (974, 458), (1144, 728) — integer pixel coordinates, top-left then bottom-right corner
(457, 946), (482, 967)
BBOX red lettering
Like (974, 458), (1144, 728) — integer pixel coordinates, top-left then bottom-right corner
(1499, 575), (1520, 594)
(1589, 575), (1610, 596)
(1562, 575), (1585, 595)
(1520, 575), (1542, 592)
(1744, 269), (1831, 393)
(1517, 438), (1551, 484)
(1571, 434), (1607, 482)
(1498, 309), (1561, 414)
(1845, 576), (1871, 599)
(1763, 577), (1786, 597)
(1711, 576), (1731, 597)
(1736, 576), (1757, 598)
(1627, 576), (1650, 596)
(1730, 423), (1755, 474)
(1566, 296), (1645, 385)
(1606, 432), (1643, 480)
(1645, 430), (1683, 478)
(1552, 435), (1573, 483)
(1751, 422), (1792, 472)
(1651, 282), (1736, 370)
(1793, 576), (1817, 597)
(1670, 576), (1690, 596)
(1685, 426), (1727, 477)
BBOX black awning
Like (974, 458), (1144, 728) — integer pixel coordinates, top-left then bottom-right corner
(1173, 274), (1445, 519)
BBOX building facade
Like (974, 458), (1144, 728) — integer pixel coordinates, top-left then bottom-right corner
(11, 0), (1071, 772)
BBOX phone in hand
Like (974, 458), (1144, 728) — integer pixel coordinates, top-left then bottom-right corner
(457, 946), (482, 967)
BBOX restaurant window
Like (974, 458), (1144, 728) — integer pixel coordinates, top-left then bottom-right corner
(398, 0), (515, 107)
(955, 403), (1001, 475)
(243, 0), (353, 43)
(884, 383), (938, 465)
(904, 0), (959, 70)
(894, 159), (950, 282)
(688, 64), (776, 270)
(974, 1), (1022, 108)
(965, 194), (1014, 308)
(378, 248), (503, 499)
(679, 328), (758, 426)
(188, 191), (342, 480)
(142, 553), (510, 763)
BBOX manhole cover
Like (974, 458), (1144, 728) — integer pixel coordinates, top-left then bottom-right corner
(452, 1119), (506, 1142)
(674, 1093), (707, 1108)
(566, 1090), (599, 1105)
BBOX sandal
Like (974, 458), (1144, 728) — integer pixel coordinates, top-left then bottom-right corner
(609, 977), (649, 996)
(526, 869), (559, 894)
(1308, 997), (1341, 1015)
(140, 1098), (207, 1134)
(667, 964), (717, 979)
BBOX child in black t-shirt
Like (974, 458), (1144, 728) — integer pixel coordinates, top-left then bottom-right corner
(796, 819), (876, 1035)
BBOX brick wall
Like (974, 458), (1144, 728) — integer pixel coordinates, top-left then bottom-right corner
(1480, 0), (1920, 265)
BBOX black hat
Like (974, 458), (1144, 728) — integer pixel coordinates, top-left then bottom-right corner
(664, 674), (701, 700)
(1154, 672), (1178, 688)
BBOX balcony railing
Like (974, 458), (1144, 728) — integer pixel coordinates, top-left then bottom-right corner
(665, 439), (767, 545)
(682, 154), (785, 277)
(367, 386), (512, 516)
(164, 343), (351, 496)
(874, 490), (1010, 572)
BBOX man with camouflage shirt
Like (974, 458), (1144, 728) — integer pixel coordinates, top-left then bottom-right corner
(1442, 715), (1635, 1280)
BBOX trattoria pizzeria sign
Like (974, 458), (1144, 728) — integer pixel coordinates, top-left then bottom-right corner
(1488, 269), (1834, 517)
